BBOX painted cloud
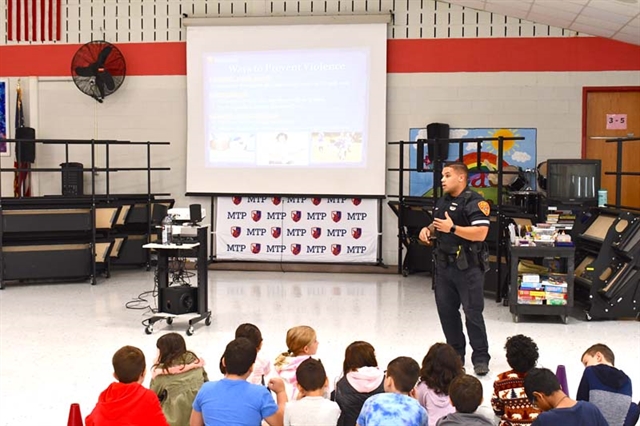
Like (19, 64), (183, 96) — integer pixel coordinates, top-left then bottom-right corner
(511, 151), (531, 163)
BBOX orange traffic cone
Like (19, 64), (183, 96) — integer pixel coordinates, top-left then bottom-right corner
(67, 403), (83, 426)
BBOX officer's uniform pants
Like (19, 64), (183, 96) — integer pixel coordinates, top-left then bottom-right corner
(434, 263), (490, 366)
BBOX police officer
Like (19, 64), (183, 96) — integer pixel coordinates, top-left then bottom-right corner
(419, 162), (491, 376)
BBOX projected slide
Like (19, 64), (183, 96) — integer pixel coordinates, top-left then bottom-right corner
(204, 49), (369, 168)
(186, 22), (387, 195)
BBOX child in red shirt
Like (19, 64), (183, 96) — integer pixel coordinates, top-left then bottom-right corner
(86, 345), (169, 426)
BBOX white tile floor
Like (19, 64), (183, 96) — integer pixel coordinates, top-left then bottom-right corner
(0, 269), (639, 425)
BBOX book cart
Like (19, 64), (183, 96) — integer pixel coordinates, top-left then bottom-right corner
(509, 245), (575, 323)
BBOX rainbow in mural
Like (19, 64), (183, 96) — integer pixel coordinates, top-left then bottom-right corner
(408, 128), (537, 203)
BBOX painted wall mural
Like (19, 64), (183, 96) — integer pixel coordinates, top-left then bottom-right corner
(408, 128), (537, 203)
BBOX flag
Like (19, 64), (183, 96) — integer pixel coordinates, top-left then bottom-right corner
(7, 0), (62, 42)
(13, 84), (31, 198)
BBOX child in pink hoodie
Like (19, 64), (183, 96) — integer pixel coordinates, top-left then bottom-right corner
(274, 325), (319, 401)
(332, 341), (385, 426)
(415, 343), (465, 426)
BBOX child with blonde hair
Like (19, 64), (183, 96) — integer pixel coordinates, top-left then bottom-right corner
(275, 325), (319, 400)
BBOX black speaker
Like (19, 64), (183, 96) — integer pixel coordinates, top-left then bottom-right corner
(152, 204), (169, 225)
(60, 162), (84, 196)
(189, 204), (202, 224)
(160, 286), (198, 315)
(16, 127), (36, 163)
(426, 123), (450, 164)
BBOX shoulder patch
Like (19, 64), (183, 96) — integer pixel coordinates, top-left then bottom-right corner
(478, 201), (490, 216)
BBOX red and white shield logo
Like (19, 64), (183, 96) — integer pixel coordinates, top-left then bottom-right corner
(291, 244), (301, 255)
(331, 244), (341, 256)
(291, 210), (302, 222)
(232, 196), (242, 205)
(352, 198), (362, 206)
(231, 226), (241, 238)
(312, 197), (322, 206)
(311, 227), (322, 239)
(351, 227), (362, 239)
(271, 227), (281, 238)
(251, 243), (261, 254)
(331, 211), (342, 223)
(251, 210), (262, 222)
(272, 197), (281, 205)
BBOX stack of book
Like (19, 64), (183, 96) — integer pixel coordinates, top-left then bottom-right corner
(545, 210), (574, 231)
(546, 213), (559, 225)
(518, 273), (568, 305)
(518, 274), (544, 305)
(543, 274), (568, 305)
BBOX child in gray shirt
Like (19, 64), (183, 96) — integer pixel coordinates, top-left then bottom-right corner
(284, 358), (341, 426)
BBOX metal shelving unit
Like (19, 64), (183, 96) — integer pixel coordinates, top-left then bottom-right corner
(0, 138), (171, 288)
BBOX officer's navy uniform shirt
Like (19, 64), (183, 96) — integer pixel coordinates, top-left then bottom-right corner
(434, 187), (491, 250)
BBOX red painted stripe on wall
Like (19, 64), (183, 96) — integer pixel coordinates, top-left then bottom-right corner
(0, 37), (638, 77)
(0, 42), (187, 76)
(387, 37), (640, 73)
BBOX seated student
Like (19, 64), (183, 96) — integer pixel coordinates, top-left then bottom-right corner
(332, 341), (385, 426)
(356, 356), (428, 426)
(284, 358), (341, 426)
(523, 368), (608, 426)
(491, 335), (541, 426)
(578, 343), (638, 426)
(236, 323), (272, 385)
(436, 375), (493, 426)
(86, 345), (169, 426)
(416, 343), (464, 426)
(190, 337), (287, 426)
(275, 326), (320, 401)
(150, 333), (208, 426)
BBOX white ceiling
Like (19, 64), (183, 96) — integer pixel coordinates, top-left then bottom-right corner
(443, 0), (640, 45)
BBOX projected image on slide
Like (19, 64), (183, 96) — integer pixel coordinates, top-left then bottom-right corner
(203, 48), (369, 168)
(255, 132), (310, 166)
(208, 133), (256, 164)
(311, 132), (363, 163)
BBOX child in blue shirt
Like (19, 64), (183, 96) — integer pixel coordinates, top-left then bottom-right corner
(524, 368), (608, 426)
(357, 356), (427, 426)
(190, 337), (287, 426)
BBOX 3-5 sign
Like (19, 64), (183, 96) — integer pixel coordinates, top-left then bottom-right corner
(606, 114), (627, 130)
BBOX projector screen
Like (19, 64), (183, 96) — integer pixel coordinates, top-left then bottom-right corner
(186, 22), (387, 196)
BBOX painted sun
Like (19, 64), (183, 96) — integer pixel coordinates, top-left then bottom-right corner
(486, 128), (521, 153)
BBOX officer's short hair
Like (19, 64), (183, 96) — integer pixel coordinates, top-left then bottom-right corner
(444, 162), (468, 178)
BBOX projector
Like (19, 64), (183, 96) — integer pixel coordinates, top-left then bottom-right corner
(168, 206), (206, 223)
